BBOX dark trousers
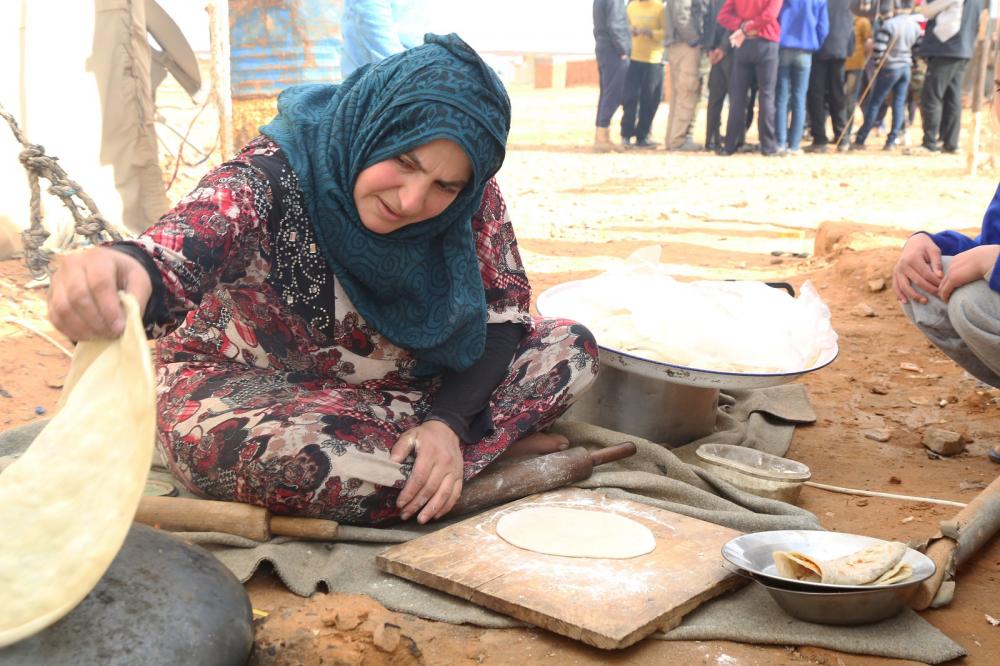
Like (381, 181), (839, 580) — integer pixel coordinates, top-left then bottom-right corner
(705, 52), (733, 147)
(595, 47), (629, 127)
(621, 60), (664, 141)
(724, 39), (778, 155)
(807, 57), (847, 146)
(920, 56), (969, 152)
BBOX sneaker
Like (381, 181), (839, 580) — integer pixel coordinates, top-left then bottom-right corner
(850, 142), (867, 151)
(883, 140), (898, 152)
(621, 137), (633, 149)
(633, 137), (659, 149)
(803, 143), (829, 154)
(836, 141), (851, 153)
(785, 148), (802, 156)
(942, 147), (960, 155)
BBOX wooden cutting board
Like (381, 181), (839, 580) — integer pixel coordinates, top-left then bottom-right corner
(376, 488), (745, 649)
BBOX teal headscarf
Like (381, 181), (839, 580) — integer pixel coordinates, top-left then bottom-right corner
(261, 34), (511, 373)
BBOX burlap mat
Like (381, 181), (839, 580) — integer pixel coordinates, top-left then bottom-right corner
(0, 385), (966, 662)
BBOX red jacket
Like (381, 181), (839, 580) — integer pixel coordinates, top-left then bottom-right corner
(717, 0), (782, 42)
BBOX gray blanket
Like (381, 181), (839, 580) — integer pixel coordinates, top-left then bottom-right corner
(0, 385), (966, 662)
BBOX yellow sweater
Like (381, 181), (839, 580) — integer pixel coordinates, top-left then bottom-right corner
(845, 17), (872, 71)
(627, 1), (665, 64)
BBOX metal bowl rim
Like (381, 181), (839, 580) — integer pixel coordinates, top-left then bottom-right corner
(721, 530), (936, 591)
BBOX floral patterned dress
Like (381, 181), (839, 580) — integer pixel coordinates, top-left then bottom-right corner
(128, 138), (598, 525)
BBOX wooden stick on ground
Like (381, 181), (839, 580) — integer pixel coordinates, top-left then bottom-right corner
(911, 472), (1000, 610)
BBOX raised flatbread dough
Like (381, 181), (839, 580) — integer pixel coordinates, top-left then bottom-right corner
(0, 294), (155, 647)
(495, 507), (656, 559)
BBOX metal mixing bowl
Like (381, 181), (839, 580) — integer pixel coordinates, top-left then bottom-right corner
(722, 530), (936, 625)
(750, 573), (921, 625)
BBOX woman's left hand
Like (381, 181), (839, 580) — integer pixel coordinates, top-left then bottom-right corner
(938, 245), (1000, 302)
(391, 420), (464, 524)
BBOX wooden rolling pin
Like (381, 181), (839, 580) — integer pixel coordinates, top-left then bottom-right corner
(451, 441), (637, 517)
(135, 495), (339, 542)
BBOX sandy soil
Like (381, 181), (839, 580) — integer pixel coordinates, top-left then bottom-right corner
(2, 82), (999, 665)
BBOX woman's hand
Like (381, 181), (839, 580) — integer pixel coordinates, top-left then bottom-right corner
(47, 247), (152, 341)
(892, 234), (943, 304)
(390, 420), (464, 524)
(938, 244), (999, 302)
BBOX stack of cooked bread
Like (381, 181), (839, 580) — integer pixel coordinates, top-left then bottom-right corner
(773, 541), (912, 586)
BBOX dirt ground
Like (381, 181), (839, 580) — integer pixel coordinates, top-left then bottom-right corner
(2, 81), (1000, 665)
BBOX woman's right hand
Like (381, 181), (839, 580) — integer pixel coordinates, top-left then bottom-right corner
(892, 234), (943, 305)
(47, 247), (152, 341)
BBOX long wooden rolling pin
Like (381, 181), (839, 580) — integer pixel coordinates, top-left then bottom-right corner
(135, 495), (340, 542)
(450, 441), (637, 517)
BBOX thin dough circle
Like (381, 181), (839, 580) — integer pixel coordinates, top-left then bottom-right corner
(495, 507), (656, 559)
(0, 294), (155, 647)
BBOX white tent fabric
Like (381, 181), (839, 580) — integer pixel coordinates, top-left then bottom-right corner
(0, 0), (176, 260)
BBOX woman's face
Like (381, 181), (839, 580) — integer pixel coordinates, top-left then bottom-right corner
(353, 138), (472, 234)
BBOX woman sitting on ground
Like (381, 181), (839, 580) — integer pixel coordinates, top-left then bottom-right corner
(46, 34), (599, 525)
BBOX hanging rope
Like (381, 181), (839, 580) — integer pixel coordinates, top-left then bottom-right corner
(0, 102), (123, 281)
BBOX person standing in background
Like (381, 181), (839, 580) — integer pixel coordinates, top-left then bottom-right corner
(621, 0), (666, 148)
(703, 0), (734, 151)
(852, 0), (923, 150)
(717, 0), (783, 156)
(803, 0), (855, 153)
(843, 13), (874, 145)
(773, 0), (829, 155)
(916, 0), (985, 154)
(340, 0), (427, 78)
(664, 0), (709, 151)
(594, 0), (633, 152)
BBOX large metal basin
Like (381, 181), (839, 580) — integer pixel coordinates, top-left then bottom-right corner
(538, 280), (838, 445)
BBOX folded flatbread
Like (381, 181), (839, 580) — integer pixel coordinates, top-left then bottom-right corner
(773, 541), (912, 586)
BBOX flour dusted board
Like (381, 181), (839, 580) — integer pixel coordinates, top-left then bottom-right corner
(376, 488), (745, 649)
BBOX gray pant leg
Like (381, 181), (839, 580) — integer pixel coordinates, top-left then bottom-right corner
(901, 256), (1000, 387)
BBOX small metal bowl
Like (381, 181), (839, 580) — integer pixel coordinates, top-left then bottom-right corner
(722, 531), (936, 626)
(748, 573), (921, 625)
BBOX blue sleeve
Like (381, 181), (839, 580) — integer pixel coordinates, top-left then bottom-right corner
(926, 182), (1000, 256)
(342, 0), (405, 74)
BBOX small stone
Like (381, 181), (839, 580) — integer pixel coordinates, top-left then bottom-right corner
(909, 396), (930, 406)
(855, 498), (870, 507)
(45, 377), (63, 389)
(889, 476), (903, 485)
(33, 406), (46, 415)
(922, 428), (967, 456)
(325, 610), (366, 630)
(868, 278), (887, 293)
(871, 384), (891, 395)
(373, 622), (402, 652)
(770, 257), (784, 265)
(855, 303), (876, 317)
(901, 516), (916, 524)
(900, 362), (923, 373)
(863, 428), (892, 442)
(960, 480), (988, 491)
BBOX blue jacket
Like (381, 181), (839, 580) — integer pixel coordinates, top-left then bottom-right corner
(778, 0), (829, 51)
(927, 182), (1000, 293)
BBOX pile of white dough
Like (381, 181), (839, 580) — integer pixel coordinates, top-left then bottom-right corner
(537, 248), (838, 374)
